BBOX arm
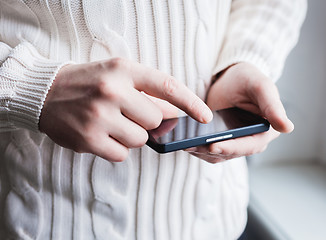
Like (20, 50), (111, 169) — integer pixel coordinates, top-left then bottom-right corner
(0, 42), (69, 131)
(187, 0), (307, 163)
(214, 0), (307, 81)
(0, 43), (213, 162)
(0, 1), (212, 163)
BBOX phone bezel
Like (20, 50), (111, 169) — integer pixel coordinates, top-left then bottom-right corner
(146, 107), (270, 153)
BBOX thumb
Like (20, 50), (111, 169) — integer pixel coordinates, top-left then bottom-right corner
(253, 81), (294, 133)
(263, 103), (294, 133)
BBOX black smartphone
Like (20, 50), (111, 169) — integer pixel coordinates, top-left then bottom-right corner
(146, 107), (270, 153)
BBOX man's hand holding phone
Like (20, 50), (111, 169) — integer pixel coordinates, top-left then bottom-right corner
(39, 58), (292, 164)
(186, 62), (294, 163)
(39, 58), (213, 162)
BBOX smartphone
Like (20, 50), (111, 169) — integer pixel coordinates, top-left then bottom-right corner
(146, 107), (270, 153)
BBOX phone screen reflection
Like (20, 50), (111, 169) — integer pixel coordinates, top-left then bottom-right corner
(147, 108), (257, 145)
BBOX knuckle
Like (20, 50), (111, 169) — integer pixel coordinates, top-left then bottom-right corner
(106, 57), (127, 70)
(88, 102), (103, 119)
(162, 76), (178, 97)
(209, 144), (221, 155)
(91, 77), (107, 96)
(91, 59), (131, 99)
(251, 77), (274, 96)
(97, 82), (125, 105)
(251, 80), (265, 95)
(219, 147), (232, 156)
(187, 98), (202, 118)
(209, 142), (229, 156)
(95, 78), (120, 100)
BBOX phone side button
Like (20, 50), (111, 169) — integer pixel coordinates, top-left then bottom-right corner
(206, 134), (233, 143)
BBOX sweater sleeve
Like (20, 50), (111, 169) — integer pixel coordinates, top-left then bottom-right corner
(213, 0), (307, 81)
(0, 42), (69, 132)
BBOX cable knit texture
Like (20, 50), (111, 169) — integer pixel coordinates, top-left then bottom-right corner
(0, 0), (306, 239)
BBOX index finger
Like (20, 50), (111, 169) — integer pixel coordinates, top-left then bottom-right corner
(128, 61), (213, 123)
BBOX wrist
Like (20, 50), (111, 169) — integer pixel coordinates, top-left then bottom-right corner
(0, 42), (72, 132)
(211, 63), (238, 85)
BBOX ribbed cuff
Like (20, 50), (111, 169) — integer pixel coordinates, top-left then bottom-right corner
(0, 42), (71, 132)
(213, 48), (273, 81)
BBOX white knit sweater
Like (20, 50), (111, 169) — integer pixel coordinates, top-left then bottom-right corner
(0, 0), (306, 239)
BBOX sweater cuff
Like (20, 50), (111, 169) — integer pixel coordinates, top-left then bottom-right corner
(212, 49), (273, 82)
(0, 42), (71, 132)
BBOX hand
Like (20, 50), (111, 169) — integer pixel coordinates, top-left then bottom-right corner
(186, 62), (294, 163)
(39, 58), (213, 162)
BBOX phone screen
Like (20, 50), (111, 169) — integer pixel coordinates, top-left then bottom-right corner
(148, 107), (269, 145)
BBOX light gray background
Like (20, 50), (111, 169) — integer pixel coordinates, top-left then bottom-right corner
(251, 1), (326, 165)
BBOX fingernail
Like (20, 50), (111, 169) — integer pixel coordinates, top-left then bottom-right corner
(203, 108), (213, 123)
(286, 119), (295, 132)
